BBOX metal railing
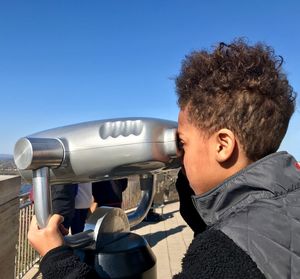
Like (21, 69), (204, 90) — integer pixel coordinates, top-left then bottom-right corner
(15, 192), (40, 279)
(13, 173), (179, 278)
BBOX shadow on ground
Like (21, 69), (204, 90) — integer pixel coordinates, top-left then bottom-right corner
(132, 209), (180, 230)
(143, 225), (187, 247)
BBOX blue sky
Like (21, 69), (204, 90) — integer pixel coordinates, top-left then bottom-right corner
(0, 1), (299, 159)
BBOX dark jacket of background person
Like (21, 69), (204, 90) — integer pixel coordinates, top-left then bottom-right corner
(51, 184), (77, 229)
(175, 169), (207, 236)
(71, 182), (93, 234)
(92, 178), (128, 208)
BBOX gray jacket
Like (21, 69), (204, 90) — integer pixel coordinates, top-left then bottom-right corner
(193, 152), (300, 279)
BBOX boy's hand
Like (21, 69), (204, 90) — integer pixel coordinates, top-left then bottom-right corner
(28, 214), (67, 256)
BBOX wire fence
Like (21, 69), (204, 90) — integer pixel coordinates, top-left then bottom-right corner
(15, 193), (40, 279)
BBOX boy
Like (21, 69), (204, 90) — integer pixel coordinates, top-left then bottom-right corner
(28, 39), (299, 278)
(173, 39), (299, 278)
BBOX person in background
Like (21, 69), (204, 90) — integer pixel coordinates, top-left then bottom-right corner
(51, 184), (77, 230)
(92, 178), (127, 209)
(70, 182), (93, 234)
(143, 204), (162, 222)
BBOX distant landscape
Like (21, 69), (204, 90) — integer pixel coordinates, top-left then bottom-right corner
(0, 154), (13, 159)
(0, 154), (18, 175)
(0, 154), (31, 195)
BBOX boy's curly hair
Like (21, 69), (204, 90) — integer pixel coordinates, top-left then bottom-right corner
(176, 38), (296, 161)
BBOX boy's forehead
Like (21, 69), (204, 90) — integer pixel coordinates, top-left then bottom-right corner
(178, 108), (188, 122)
(178, 109), (187, 133)
(178, 108), (190, 128)
(178, 108), (210, 139)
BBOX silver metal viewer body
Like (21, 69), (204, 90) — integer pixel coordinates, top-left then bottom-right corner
(14, 117), (179, 229)
(14, 117), (178, 183)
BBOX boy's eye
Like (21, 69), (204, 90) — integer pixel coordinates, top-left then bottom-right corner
(176, 133), (184, 151)
(178, 140), (184, 150)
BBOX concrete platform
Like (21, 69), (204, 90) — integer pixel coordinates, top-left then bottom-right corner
(24, 201), (193, 279)
(132, 201), (193, 278)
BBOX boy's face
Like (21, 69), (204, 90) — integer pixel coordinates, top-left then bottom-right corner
(177, 108), (222, 195)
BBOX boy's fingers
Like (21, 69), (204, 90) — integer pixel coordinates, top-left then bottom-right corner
(48, 214), (64, 228)
(29, 215), (39, 230)
(59, 224), (69, 236)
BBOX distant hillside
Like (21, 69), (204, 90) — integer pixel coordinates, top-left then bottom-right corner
(0, 154), (13, 160)
(0, 154), (18, 175)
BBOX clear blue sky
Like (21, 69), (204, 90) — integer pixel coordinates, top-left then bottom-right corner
(1, 1), (299, 159)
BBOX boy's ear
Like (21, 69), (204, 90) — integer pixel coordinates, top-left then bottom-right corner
(214, 129), (236, 163)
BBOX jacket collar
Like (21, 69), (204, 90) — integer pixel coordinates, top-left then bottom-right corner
(192, 151), (300, 226)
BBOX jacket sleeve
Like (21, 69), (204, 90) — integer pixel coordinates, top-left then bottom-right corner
(173, 229), (265, 279)
(39, 246), (99, 279)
